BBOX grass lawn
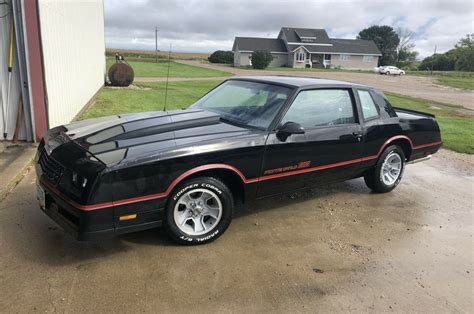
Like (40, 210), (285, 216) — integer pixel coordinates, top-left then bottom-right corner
(434, 76), (474, 90)
(406, 71), (474, 91)
(81, 81), (473, 154)
(80, 80), (223, 120)
(385, 92), (473, 154)
(106, 58), (232, 78)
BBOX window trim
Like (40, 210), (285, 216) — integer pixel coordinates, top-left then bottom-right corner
(356, 88), (380, 122)
(274, 87), (361, 132)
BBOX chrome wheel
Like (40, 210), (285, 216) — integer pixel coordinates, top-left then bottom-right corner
(380, 152), (402, 185)
(173, 188), (223, 236)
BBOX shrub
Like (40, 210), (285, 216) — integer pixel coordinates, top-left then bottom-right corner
(251, 50), (273, 69)
(208, 50), (234, 64)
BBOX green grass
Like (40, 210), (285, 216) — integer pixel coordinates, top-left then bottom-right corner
(106, 58), (232, 78)
(80, 80), (223, 120)
(406, 71), (474, 90)
(81, 81), (473, 154)
(386, 92), (474, 154)
(435, 76), (474, 90)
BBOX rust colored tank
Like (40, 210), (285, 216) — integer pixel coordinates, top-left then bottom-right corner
(108, 62), (134, 87)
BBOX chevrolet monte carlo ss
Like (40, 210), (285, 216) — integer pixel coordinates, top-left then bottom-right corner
(35, 76), (442, 244)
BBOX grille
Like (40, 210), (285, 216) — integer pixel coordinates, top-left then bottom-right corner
(39, 149), (64, 185)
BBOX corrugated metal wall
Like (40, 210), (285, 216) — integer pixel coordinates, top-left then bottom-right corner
(0, 1), (24, 140)
(38, 0), (105, 128)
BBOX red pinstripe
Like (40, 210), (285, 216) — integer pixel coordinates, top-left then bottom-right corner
(40, 136), (441, 211)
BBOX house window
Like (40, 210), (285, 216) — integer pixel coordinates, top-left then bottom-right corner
(339, 55), (350, 61)
(297, 52), (305, 62)
(363, 55), (374, 62)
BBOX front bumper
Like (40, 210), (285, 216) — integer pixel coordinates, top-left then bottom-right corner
(37, 179), (164, 241)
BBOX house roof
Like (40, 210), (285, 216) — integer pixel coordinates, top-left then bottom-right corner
(329, 38), (382, 55)
(280, 27), (332, 45)
(233, 37), (287, 53)
(287, 38), (381, 55)
(232, 28), (382, 56)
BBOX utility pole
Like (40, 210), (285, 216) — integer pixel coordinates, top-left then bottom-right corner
(430, 45), (437, 75)
(155, 27), (158, 63)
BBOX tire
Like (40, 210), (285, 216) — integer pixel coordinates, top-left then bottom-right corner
(164, 177), (233, 245)
(387, 71), (391, 75)
(364, 145), (405, 193)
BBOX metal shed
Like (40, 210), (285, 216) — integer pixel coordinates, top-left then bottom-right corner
(0, 0), (105, 142)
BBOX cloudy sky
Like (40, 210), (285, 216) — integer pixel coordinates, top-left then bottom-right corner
(104, 0), (473, 58)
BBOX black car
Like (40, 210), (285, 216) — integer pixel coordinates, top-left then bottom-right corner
(35, 76), (442, 244)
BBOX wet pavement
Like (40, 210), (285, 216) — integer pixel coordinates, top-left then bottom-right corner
(0, 149), (472, 313)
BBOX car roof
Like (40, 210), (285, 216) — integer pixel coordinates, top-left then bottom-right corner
(229, 76), (367, 89)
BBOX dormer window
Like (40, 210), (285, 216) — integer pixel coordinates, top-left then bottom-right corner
(300, 37), (317, 43)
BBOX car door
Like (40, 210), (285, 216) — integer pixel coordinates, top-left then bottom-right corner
(257, 88), (364, 197)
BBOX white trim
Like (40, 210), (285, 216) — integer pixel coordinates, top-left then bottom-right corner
(287, 42), (333, 46)
(291, 46), (311, 53)
(332, 53), (382, 56)
(238, 50), (288, 54)
(300, 36), (317, 39)
(303, 51), (382, 56)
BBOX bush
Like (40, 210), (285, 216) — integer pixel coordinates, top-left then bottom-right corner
(251, 50), (273, 69)
(208, 50), (234, 64)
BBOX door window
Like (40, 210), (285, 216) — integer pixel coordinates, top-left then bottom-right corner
(281, 89), (355, 128)
(357, 90), (379, 120)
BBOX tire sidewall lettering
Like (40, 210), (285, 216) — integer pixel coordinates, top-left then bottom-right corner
(173, 183), (222, 201)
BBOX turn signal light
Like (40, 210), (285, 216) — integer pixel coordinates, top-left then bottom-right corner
(119, 214), (137, 221)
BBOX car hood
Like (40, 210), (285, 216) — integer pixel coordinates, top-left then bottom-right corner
(50, 109), (257, 168)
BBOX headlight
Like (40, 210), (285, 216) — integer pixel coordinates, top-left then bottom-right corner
(72, 172), (88, 188)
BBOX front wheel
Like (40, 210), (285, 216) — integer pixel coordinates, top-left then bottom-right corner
(364, 145), (405, 193)
(164, 177), (233, 245)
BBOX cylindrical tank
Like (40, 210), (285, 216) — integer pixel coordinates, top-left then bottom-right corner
(108, 62), (134, 87)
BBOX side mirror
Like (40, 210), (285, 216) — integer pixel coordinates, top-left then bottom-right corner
(276, 121), (305, 141)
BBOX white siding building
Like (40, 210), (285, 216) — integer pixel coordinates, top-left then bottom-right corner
(0, 0), (105, 142)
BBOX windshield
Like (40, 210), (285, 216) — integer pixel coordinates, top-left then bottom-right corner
(190, 80), (293, 129)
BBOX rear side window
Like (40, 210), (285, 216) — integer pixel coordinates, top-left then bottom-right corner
(281, 89), (355, 128)
(357, 90), (379, 120)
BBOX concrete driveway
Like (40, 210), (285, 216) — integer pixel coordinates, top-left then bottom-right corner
(0, 150), (472, 313)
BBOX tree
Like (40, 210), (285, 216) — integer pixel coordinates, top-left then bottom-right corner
(418, 34), (474, 72)
(251, 50), (273, 69)
(208, 50), (234, 64)
(358, 25), (400, 66)
(396, 28), (416, 67)
(454, 34), (474, 71)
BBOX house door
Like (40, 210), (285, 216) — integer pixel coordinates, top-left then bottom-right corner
(311, 54), (324, 68)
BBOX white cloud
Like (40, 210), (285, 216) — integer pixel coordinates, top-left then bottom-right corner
(104, 0), (474, 57)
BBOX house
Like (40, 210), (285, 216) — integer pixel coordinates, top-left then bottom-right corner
(232, 27), (381, 70)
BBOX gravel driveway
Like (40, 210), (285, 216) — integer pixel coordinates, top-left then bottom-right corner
(0, 149), (472, 313)
(158, 61), (474, 111)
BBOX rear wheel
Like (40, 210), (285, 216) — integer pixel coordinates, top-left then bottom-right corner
(164, 177), (233, 245)
(364, 145), (405, 193)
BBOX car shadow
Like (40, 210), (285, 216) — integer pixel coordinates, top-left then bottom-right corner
(21, 178), (374, 265)
(121, 178), (370, 246)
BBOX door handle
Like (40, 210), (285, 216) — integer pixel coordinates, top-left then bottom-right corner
(352, 131), (363, 142)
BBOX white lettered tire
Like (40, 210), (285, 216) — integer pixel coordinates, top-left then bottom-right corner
(164, 177), (233, 245)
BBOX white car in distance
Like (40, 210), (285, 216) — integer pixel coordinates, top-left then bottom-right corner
(380, 66), (405, 75)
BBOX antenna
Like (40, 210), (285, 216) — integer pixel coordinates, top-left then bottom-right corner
(163, 44), (172, 112)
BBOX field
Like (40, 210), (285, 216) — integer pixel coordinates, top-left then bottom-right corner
(106, 48), (210, 60)
(80, 80), (222, 119)
(406, 71), (474, 90)
(81, 80), (473, 154)
(106, 58), (232, 78)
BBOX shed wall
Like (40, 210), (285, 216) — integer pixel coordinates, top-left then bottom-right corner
(38, 0), (105, 127)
